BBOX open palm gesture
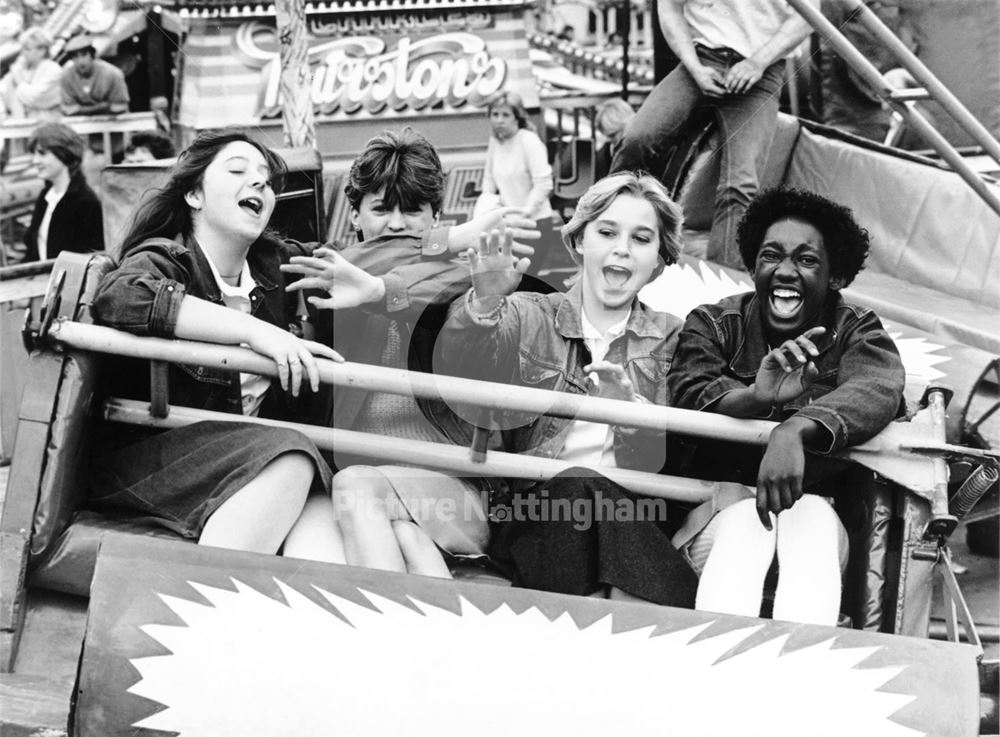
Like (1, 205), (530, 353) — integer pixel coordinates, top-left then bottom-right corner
(282, 247), (384, 310)
(467, 228), (531, 301)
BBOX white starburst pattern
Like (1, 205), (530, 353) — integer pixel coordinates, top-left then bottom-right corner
(884, 326), (950, 385)
(640, 260), (751, 319)
(128, 578), (921, 737)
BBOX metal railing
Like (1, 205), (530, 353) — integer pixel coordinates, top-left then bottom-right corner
(0, 111), (158, 164)
(46, 318), (997, 525)
(788, 0), (1000, 217)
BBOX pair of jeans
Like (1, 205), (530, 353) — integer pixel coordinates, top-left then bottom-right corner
(611, 45), (786, 268)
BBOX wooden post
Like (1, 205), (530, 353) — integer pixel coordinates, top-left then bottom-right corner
(274, 0), (315, 149)
(617, 0), (630, 99)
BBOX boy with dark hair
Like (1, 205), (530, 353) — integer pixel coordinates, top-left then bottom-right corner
(343, 128), (445, 221)
(667, 187), (905, 624)
(282, 127), (538, 577)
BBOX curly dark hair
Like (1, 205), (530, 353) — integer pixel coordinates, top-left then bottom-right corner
(737, 187), (871, 287)
(126, 129), (177, 160)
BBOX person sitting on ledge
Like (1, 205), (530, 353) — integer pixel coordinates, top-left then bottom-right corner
(60, 34), (129, 117)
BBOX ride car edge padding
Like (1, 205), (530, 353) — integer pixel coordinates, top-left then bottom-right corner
(29, 253), (115, 560)
(74, 533), (981, 737)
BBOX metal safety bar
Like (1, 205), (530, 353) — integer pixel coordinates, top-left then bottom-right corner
(49, 319), (778, 445)
(786, 0), (1000, 217)
(47, 319), (982, 511)
(103, 398), (721, 502)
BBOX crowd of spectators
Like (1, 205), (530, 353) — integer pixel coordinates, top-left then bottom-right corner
(1, 31), (131, 122)
(0, 28), (176, 264)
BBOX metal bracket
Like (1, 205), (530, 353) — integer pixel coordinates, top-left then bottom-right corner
(922, 514), (959, 542)
(21, 268), (66, 353)
(469, 409), (492, 464)
(149, 361), (170, 419)
(922, 387), (958, 542)
(919, 383), (954, 410)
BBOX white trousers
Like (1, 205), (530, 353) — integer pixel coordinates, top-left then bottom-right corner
(692, 495), (849, 626)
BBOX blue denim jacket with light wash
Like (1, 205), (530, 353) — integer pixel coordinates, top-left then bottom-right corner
(667, 291), (906, 453)
(439, 282), (683, 479)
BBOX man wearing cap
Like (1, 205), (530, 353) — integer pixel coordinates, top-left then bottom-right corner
(60, 34), (129, 116)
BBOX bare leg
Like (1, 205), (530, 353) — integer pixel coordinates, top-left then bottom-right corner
(695, 498), (776, 617)
(333, 466), (407, 573)
(200, 451), (313, 554)
(283, 494), (347, 563)
(773, 496), (845, 625)
(391, 520), (452, 579)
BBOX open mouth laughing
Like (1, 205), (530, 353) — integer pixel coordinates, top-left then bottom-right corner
(770, 287), (803, 317)
(239, 196), (264, 217)
(602, 265), (633, 289)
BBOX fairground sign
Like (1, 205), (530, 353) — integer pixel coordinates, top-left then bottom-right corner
(233, 21), (508, 118)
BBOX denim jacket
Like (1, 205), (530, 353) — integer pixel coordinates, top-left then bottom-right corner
(667, 292), (906, 454)
(438, 282), (682, 481)
(92, 234), (312, 421)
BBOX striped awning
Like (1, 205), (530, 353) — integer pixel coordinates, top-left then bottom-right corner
(171, 0), (531, 19)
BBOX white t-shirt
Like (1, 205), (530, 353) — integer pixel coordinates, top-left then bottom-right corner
(557, 308), (630, 468)
(36, 186), (65, 260)
(203, 253), (271, 417)
(683, 0), (810, 60)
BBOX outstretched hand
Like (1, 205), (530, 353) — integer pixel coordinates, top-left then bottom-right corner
(752, 327), (825, 408)
(281, 247), (385, 310)
(453, 206), (540, 258)
(585, 360), (639, 403)
(467, 228), (531, 302)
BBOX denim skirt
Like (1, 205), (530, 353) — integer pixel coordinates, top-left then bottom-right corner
(89, 420), (333, 539)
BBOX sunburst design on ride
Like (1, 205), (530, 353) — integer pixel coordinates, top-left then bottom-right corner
(884, 327), (950, 384)
(640, 259), (752, 320)
(640, 261), (951, 387)
(128, 578), (922, 737)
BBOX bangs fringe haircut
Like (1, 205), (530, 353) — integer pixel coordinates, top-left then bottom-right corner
(345, 128), (445, 216)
